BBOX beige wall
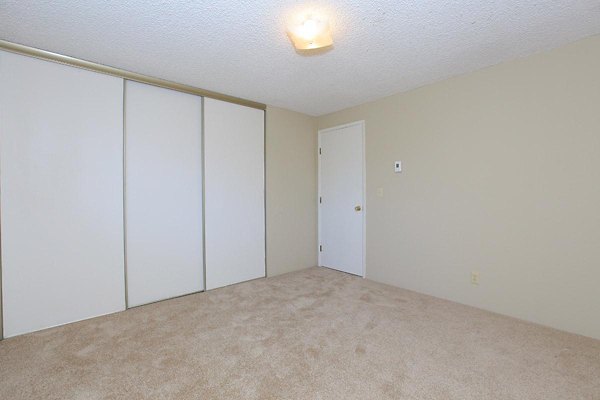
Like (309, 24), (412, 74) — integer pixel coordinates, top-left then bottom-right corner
(266, 106), (318, 276)
(318, 35), (600, 339)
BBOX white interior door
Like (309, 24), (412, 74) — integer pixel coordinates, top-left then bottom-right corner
(204, 98), (265, 290)
(125, 81), (204, 307)
(0, 51), (125, 337)
(319, 121), (365, 276)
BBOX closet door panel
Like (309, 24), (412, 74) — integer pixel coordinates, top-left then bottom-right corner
(204, 98), (265, 290)
(125, 81), (203, 307)
(0, 51), (125, 337)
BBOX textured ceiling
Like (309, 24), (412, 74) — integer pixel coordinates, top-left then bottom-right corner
(1, 1), (600, 116)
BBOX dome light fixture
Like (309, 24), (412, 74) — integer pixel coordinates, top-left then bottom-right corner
(287, 14), (333, 50)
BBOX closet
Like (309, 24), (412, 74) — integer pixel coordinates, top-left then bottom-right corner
(204, 99), (266, 290)
(0, 51), (126, 338)
(0, 46), (266, 338)
(124, 82), (204, 307)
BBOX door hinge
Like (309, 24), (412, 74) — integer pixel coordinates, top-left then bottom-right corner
(319, 196), (322, 204)
(319, 147), (321, 155)
(319, 245), (323, 252)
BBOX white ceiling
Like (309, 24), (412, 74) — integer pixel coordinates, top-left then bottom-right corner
(1, 1), (600, 116)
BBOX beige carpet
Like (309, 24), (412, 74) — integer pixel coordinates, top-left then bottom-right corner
(1, 267), (599, 400)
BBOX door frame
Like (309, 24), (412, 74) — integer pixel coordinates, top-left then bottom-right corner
(317, 120), (366, 278)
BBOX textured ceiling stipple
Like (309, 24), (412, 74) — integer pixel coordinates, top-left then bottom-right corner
(1, 1), (600, 116)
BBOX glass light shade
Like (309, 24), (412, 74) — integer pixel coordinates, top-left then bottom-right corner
(288, 17), (333, 50)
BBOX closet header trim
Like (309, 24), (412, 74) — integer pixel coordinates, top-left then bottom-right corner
(0, 39), (266, 111)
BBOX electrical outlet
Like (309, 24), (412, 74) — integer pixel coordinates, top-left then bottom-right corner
(471, 271), (480, 286)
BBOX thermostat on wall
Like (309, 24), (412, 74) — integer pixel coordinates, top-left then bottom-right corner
(394, 161), (402, 173)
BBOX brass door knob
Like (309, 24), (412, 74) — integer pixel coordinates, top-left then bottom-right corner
(355, 205), (362, 212)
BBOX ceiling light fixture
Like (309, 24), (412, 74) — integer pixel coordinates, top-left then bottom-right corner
(287, 14), (333, 50)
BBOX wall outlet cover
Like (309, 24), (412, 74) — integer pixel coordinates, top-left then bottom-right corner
(471, 271), (480, 286)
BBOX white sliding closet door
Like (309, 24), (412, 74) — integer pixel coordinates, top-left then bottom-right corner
(204, 98), (265, 290)
(0, 51), (125, 338)
(125, 81), (204, 307)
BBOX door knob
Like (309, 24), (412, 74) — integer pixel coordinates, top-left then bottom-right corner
(355, 205), (362, 212)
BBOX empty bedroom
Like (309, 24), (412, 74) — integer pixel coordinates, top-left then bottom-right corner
(0, 1), (599, 399)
